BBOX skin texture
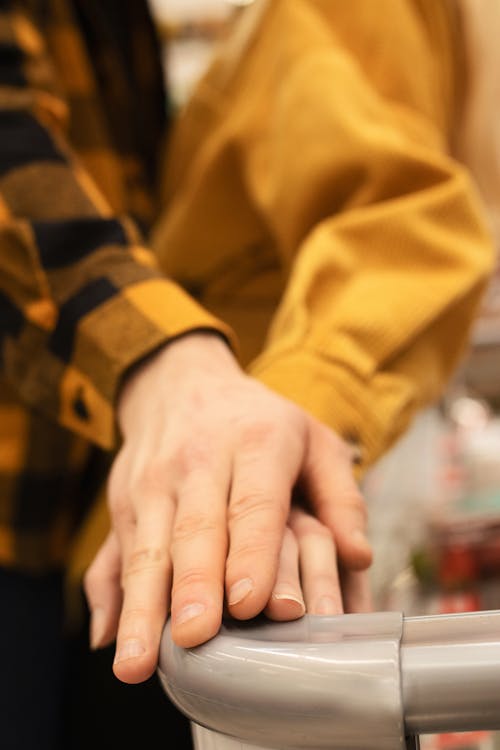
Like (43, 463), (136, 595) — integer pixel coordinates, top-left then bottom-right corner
(83, 333), (373, 685)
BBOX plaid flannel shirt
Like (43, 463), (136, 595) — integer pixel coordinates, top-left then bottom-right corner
(0, 0), (231, 571)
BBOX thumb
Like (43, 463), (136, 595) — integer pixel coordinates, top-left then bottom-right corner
(303, 421), (373, 571)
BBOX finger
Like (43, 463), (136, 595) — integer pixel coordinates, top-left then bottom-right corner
(225, 432), (301, 620)
(340, 569), (374, 613)
(167, 431), (232, 649)
(84, 530), (122, 649)
(304, 423), (372, 570)
(113, 492), (174, 684)
(107, 448), (136, 571)
(169, 470), (230, 649)
(264, 527), (305, 621)
(289, 507), (343, 615)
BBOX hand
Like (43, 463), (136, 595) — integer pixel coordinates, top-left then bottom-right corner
(83, 332), (372, 684)
(264, 505), (373, 622)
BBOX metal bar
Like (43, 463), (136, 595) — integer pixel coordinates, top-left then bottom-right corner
(158, 610), (500, 748)
(160, 612), (406, 749)
(401, 610), (500, 734)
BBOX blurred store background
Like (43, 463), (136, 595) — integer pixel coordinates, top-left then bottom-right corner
(149, 0), (253, 107)
(148, 4), (500, 748)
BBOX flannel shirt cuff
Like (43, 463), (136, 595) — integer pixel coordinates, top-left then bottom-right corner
(56, 276), (236, 449)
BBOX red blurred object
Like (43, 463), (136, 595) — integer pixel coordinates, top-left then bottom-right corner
(476, 531), (500, 576)
(438, 544), (479, 589)
(439, 590), (482, 614)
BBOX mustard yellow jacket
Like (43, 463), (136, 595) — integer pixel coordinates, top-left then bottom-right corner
(152, 0), (494, 469)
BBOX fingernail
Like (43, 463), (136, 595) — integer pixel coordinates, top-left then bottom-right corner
(228, 577), (254, 606)
(90, 607), (106, 650)
(352, 529), (371, 552)
(315, 596), (341, 615)
(114, 639), (146, 664)
(272, 590), (306, 615)
(174, 602), (206, 627)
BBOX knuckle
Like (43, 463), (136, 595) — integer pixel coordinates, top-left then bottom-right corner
(169, 438), (212, 478)
(342, 489), (366, 511)
(317, 488), (367, 520)
(171, 513), (219, 545)
(171, 567), (214, 596)
(229, 490), (285, 525)
(227, 534), (277, 566)
(121, 463), (175, 512)
(123, 547), (169, 579)
(237, 420), (279, 450)
(132, 461), (168, 497)
(339, 491), (368, 523)
(119, 605), (151, 627)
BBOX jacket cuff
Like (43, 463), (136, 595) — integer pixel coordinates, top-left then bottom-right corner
(57, 276), (236, 449)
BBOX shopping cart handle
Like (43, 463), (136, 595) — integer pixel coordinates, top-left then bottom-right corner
(158, 610), (500, 750)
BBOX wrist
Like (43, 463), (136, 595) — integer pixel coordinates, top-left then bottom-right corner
(117, 331), (239, 433)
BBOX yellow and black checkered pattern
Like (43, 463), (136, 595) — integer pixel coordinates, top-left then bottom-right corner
(0, 0), (231, 570)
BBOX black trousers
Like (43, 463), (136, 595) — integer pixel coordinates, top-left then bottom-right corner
(0, 567), (193, 750)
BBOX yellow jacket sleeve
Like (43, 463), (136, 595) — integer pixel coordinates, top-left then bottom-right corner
(153, 0), (495, 469)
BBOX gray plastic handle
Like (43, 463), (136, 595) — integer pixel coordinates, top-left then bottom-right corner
(158, 610), (500, 749)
